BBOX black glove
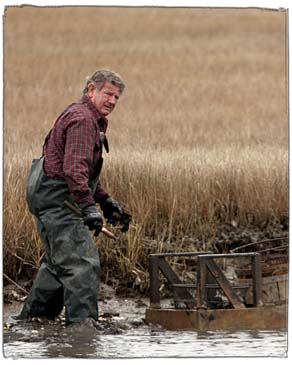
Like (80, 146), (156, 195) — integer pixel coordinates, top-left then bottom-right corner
(82, 205), (103, 236)
(119, 211), (132, 232)
(100, 197), (132, 232)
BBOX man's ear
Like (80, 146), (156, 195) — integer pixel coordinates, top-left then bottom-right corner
(87, 83), (96, 97)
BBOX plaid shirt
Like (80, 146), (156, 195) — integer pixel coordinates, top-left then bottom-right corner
(43, 95), (109, 206)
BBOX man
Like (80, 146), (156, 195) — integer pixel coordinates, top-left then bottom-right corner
(18, 69), (131, 328)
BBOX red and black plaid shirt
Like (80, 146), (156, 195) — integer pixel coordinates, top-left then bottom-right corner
(43, 95), (109, 206)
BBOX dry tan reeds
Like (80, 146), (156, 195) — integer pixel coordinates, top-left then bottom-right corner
(3, 7), (288, 290)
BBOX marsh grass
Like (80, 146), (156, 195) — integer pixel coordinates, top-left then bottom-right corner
(3, 7), (288, 290)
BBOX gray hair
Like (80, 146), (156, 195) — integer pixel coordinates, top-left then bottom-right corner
(83, 69), (125, 94)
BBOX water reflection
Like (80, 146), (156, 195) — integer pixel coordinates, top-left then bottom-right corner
(3, 327), (288, 359)
(44, 336), (101, 358)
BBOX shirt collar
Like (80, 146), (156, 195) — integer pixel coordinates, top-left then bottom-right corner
(81, 95), (108, 131)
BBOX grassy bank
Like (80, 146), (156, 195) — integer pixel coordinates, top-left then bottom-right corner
(3, 7), (288, 290)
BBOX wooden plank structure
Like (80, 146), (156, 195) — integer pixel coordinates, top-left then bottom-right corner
(145, 252), (287, 331)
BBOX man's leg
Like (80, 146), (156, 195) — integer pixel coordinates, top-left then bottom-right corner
(18, 217), (64, 320)
(18, 259), (64, 320)
(40, 207), (100, 325)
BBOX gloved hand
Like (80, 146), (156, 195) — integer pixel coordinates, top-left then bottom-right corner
(82, 205), (103, 236)
(100, 197), (132, 232)
(119, 211), (132, 232)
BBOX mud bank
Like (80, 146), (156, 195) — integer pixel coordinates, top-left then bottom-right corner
(3, 282), (151, 331)
(3, 283), (157, 358)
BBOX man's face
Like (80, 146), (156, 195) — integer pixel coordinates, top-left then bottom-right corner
(88, 81), (121, 117)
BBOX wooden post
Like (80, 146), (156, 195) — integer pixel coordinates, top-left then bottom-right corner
(197, 256), (207, 308)
(252, 254), (263, 307)
(149, 255), (161, 308)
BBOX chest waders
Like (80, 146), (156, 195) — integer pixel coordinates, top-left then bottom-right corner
(19, 157), (101, 325)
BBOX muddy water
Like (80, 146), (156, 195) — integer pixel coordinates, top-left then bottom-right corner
(2, 300), (288, 359)
(3, 327), (287, 359)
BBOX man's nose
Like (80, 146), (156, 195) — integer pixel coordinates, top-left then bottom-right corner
(108, 95), (117, 105)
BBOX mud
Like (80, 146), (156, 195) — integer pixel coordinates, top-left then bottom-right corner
(2, 283), (288, 359)
(2, 283), (155, 358)
(3, 282), (150, 331)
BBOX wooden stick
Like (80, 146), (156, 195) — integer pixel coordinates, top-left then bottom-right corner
(101, 226), (118, 240)
(3, 273), (29, 295)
